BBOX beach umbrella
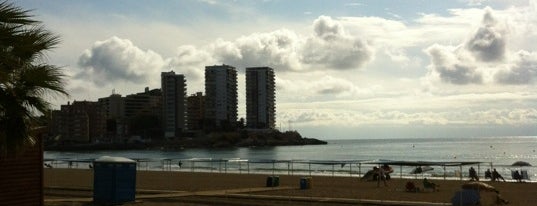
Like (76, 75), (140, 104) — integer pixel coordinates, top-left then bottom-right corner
(511, 161), (531, 167)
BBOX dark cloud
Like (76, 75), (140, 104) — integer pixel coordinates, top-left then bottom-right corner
(77, 36), (164, 86)
(316, 78), (353, 95)
(437, 64), (483, 84)
(465, 8), (506, 62)
(318, 87), (347, 95)
(495, 51), (537, 84)
(426, 44), (483, 84)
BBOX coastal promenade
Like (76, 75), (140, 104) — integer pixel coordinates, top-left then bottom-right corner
(44, 168), (536, 205)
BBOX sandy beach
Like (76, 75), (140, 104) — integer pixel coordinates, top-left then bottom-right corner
(44, 168), (537, 205)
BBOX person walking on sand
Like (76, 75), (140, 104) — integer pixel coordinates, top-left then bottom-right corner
(377, 166), (388, 187)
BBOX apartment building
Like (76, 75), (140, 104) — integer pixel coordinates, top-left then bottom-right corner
(161, 71), (187, 138)
(187, 92), (205, 131)
(98, 93), (124, 141)
(204, 64), (238, 130)
(55, 101), (105, 143)
(246, 67), (276, 129)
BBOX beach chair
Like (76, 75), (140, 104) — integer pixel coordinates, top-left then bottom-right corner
(422, 178), (438, 192)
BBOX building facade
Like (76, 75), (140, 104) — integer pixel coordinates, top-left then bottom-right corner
(124, 87), (162, 119)
(204, 64), (238, 130)
(161, 71), (186, 138)
(55, 101), (105, 143)
(98, 93), (124, 142)
(246, 67), (276, 129)
(124, 87), (162, 139)
(187, 92), (205, 131)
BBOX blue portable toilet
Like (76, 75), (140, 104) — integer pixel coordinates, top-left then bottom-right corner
(93, 156), (136, 204)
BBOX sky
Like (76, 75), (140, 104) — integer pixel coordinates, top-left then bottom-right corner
(14, 0), (537, 139)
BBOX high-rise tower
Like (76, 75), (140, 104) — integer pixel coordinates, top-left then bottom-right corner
(204, 64), (238, 130)
(161, 71), (186, 138)
(246, 67), (275, 129)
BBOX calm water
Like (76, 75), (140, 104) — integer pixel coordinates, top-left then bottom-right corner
(45, 136), (537, 180)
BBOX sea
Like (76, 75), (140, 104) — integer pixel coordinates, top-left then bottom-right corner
(44, 136), (537, 181)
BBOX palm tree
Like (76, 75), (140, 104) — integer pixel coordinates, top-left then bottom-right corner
(0, 1), (68, 156)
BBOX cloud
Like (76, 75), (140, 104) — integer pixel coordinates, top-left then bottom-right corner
(425, 44), (483, 84)
(210, 29), (304, 71)
(345, 3), (362, 7)
(207, 16), (374, 72)
(312, 15), (345, 40)
(422, 8), (515, 85)
(301, 16), (374, 70)
(278, 105), (537, 127)
(495, 50), (537, 84)
(77, 36), (165, 86)
(465, 8), (506, 62)
(466, 0), (487, 6)
(422, 6), (537, 86)
(280, 109), (462, 126)
(167, 45), (215, 81)
(276, 74), (376, 101)
(314, 76), (355, 95)
(76, 36), (215, 91)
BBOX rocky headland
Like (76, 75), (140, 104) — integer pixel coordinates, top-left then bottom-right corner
(45, 130), (327, 151)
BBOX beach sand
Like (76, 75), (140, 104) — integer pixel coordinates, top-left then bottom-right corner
(44, 168), (536, 205)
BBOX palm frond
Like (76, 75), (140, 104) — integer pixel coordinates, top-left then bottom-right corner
(21, 64), (68, 95)
(11, 26), (60, 62)
(0, 1), (37, 25)
(0, 1), (68, 155)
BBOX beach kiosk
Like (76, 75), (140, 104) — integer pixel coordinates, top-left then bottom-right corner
(93, 156), (137, 204)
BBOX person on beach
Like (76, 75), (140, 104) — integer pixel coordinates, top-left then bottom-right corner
(372, 166), (380, 180)
(485, 169), (492, 179)
(376, 166), (388, 187)
(469, 167), (479, 181)
(361, 167), (377, 181)
(423, 178), (438, 191)
(413, 166), (423, 174)
(492, 168), (506, 182)
(513, 170), (522, 182)
(381, 164), (394, 180)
